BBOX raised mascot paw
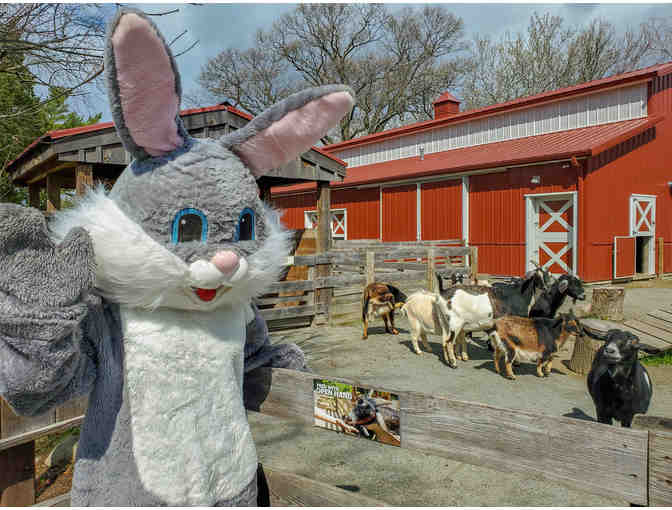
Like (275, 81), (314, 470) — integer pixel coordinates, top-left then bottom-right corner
(0, 204), (96, 307)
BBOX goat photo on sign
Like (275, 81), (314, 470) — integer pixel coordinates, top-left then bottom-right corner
(361, 282), (407, 339)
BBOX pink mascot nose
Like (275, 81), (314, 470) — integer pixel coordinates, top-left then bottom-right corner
(212, 251), (239, 276)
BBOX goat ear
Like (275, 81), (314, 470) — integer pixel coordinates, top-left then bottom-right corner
(559, 279), (569, 293)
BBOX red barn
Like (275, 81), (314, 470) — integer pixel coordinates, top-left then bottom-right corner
(271, 62), (672, 283)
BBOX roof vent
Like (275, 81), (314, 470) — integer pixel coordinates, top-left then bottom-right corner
(433, 91), (460, 120)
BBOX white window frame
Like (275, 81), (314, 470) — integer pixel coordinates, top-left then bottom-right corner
(304, 208), (348, 240)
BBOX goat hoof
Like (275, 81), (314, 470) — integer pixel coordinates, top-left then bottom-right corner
(361, 335), (368, 340)
(392, 329), (399, 335)
(461, 354), (469, 361)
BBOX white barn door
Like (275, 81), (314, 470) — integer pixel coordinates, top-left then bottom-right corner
(629, 194), (656, 274)
(525, 192), (578, 276)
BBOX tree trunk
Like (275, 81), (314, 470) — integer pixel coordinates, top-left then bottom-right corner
(590, 286), (625, 321)
(567, 333), (602, 375)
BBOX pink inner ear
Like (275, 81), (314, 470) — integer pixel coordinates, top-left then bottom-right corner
(236, 91), (353, 176)
(112, 13), (183, 157)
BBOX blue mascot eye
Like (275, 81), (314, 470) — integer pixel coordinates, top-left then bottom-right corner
(172, 209), (208, 243)
(235, 208), (255, 241)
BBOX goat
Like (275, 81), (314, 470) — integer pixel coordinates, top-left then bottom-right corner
(361, 282), (407, 339)
(401, 290), (461, 365)
(587, 330), (652, 427)
(435, 268), (552, 357)
(489, 311), (582, 380)
(528, 273), (586, 318)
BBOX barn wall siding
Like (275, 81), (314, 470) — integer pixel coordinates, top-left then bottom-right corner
(581, 73), (672, 281)
(421, 179), (462, 241)
(469, 164), (577, 277)
(382, 184), (417, 241)
(332, 188), (380, 240)
(272, 193), (317, 230)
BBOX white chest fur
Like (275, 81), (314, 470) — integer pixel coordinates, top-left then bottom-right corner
(121, 304), (257, 505)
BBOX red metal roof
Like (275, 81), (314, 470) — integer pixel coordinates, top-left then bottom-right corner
(327, 61), (672, 153)
(271, 116), (662, 195)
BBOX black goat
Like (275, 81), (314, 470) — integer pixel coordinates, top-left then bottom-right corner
(528, 273), (586, 318)
(587, 330), (652, 427)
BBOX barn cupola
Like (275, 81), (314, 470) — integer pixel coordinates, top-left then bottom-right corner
(433, 91), (461, 119)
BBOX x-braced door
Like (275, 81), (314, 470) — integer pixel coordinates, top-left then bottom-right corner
(526, 192), (578, 276)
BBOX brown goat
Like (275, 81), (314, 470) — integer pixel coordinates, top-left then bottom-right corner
(361, 283), (408, 339)
(489, 312), (582, 380)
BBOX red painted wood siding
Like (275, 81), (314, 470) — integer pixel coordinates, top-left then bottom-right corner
(469, 164), (577, 277)
(421, 179), (462, 241)
(332, 188), (380, 239)
(271, 193), (317, 230)
(581, 73), (672, 281)
(614, 237), (636, 278)
(382, 184), (416, 241)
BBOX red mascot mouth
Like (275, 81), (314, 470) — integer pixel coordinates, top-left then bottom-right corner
(192, 286), (232, 302)
(194, 288), (217, 301)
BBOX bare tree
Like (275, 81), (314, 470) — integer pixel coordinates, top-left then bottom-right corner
(462, 13), (653, 110)
(197, 4), (468, 142)
(642, 16), (672, 60)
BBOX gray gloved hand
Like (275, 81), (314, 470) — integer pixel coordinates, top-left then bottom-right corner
(0, 204), (96, 307)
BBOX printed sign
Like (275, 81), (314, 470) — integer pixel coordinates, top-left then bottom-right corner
(313, 378), (401, 447)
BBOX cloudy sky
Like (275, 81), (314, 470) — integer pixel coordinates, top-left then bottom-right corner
(84, 2), (672, 122)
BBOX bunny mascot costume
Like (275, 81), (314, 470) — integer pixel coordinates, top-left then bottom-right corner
(0, 8), (354, 506)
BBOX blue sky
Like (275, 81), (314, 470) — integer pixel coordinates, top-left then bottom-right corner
(81, 3), (672, 123)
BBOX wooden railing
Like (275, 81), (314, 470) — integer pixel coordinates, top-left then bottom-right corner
(2, 366), (671, 506)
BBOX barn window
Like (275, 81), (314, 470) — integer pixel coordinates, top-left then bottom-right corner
(235, 208), (255, 241)
(172, 208), (208, 243)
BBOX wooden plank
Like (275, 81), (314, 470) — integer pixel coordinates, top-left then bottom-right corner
(648, 310), (672, 325)
(649, 430), (672, 506)
(402, 391), (647, 505)
(267, 280), (315, 293)
(262, 465), (387, 507)
(638, 315), (672, 334)
(374, 247), (469, 260)
(366, 251), (375, 285)
(377, 262), (427, 271)
(619, 327), (672, 353)
(427, 247), (435, 292)
(659, 237), (664, 279)
(46, 173), (61, 213)
(1, 399), (54, 440)
(623, 320), (672, 343)
(329, 302), (361, 316)
(243, 368), (647, 505)
(32, 492), (72, 506)
(255, 294), (311, 306)
(470, 246), (479, 278)
(373, 271), (426, 283)
(0, 441), (35, 506)
(259, 304), (327, 321)
(0, 416), (83, 453)
(75, 164), (93, 196)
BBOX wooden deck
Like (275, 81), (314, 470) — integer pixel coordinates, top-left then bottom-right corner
(623, 305), (672, 353)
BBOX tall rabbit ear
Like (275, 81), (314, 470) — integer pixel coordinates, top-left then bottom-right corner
(105, 9), (185, 161)
(222, 85), (355, 177)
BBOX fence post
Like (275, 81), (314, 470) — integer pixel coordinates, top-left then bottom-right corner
(649, 429), (672, 505)
(658, 237), (664, 279)
(469, 246), (478, 279)
(0, 441), (35, 506)
(427, 247), (435, 292)
(366, 251), (375, 285)
(313, 182), (332, 327)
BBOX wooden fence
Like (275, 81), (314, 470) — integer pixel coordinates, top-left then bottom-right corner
(3, 367), (671, 506)
(258, 244), (475, 330)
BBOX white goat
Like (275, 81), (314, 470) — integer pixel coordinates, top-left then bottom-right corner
(402, 290), (491, 368)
